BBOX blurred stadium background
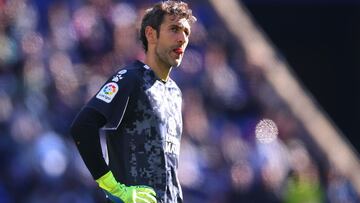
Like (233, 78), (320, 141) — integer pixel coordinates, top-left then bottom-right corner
(0, 0), (359, 202)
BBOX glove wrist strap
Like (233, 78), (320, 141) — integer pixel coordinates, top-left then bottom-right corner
(96, 171), (120, 193)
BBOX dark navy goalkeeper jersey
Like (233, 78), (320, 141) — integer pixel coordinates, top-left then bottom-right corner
(86, 60), (183, 203)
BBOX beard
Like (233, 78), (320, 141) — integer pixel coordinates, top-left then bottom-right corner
(155, 46), (183, 68)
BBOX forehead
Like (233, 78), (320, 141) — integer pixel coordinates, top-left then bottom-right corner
(162, 14), (191, 30)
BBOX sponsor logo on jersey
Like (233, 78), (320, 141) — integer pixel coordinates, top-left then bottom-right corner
(168, 117), (177, 136)
(96, 82), (118, 103)
(165, 135), (180, 156)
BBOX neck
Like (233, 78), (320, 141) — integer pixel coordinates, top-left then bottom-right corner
(144, 51), (172, 82)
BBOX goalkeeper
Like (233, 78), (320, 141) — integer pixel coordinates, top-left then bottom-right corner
(70, 1), (196, 202)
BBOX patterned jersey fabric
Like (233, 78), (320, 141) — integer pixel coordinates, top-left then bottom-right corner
(87, 60), (183, 203)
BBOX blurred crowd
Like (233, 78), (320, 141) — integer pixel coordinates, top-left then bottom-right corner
(0, 0), (359, 202)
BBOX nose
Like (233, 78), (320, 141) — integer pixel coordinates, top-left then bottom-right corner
(177, 32), (188, 45)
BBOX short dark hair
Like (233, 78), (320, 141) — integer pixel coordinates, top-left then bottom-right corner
(139, 0), (197, 52)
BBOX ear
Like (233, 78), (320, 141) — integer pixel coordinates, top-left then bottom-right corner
(145, 26), (157, 45)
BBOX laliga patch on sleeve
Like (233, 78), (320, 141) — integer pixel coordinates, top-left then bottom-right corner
(96, 82), (119, 103)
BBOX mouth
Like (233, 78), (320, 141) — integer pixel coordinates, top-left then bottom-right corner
(173, 47), (184, 55)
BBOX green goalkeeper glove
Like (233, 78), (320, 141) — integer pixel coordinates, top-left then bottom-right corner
(96, 171), (157, 203)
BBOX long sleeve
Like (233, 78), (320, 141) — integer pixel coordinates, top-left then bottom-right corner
(70, 107), (109, 180)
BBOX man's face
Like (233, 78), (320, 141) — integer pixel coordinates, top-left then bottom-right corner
(154, 14), (191, 68)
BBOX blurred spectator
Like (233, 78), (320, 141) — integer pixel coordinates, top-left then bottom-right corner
(283, 139), (325, 203)
(326, 166), (360, 203)
(201, 42), (248, 114)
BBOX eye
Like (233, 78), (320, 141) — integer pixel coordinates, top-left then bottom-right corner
(171, 26), (179, 32)
(184, 29), (190, 37)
